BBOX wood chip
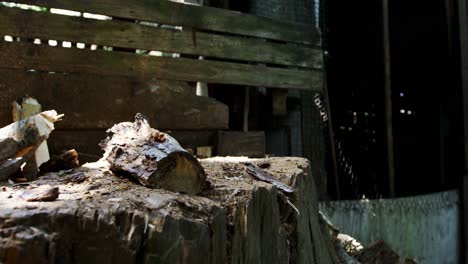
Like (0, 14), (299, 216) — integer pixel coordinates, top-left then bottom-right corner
(242, 162), (293, 193)
(20, 185), (59, 202)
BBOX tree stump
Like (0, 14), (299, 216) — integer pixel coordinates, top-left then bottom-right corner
(100, 114), (206, 195)
(0, 157), (340, 264)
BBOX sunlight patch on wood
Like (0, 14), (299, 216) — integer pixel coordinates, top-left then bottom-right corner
(4, 35), (13, 42)
(83, 12), (111, 21)
(48, 40), (57, 46)
(0, 1), (44, 11)
(50, 8), (80, 17)
(62, 41), (72, 48)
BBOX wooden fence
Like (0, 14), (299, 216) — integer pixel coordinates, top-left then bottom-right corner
(0, 0), (322, 89)
(0, 0), (322, 159)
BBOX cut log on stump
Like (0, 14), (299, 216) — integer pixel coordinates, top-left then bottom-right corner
(100, 113), (206, 194)
(0, 110), (62, 162)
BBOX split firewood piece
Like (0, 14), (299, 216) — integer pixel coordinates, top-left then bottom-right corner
(21, 150), (39, 181)
(12, 97), (42, 122)
(242, 162), (294, 193)
(19, 185), (59, 202)
(0, 110), (62, 162)
(39, 149), (79, 175)
(12, 97), (51, 167)
(100, 113), (206, 195)
(0, 157), (25, 182)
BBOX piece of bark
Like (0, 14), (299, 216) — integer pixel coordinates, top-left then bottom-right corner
(61, 172), (88, 184)
(0, 110), (62, 162)
(19, 185), (59, 202)
(0, 157), (25, 181)
(39, 149), (79, 175)
(243, 162), (294, 193)
(100, 113), (206, 195)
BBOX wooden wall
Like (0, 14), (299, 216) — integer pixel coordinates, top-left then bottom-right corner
(0, 0), (322, 160)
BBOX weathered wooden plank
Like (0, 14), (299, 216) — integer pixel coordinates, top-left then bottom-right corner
(167, 131), (217, 150)
(457, 0), (468, 261)
(0, 68), (229, 130)
(0, 42), (321, 90)
(217, 131), (265, 158)
(0, 6), (322, 68)
(11, 0), (317, 44)
(47, 130), (105, 163)
(382, 0), (395, 198)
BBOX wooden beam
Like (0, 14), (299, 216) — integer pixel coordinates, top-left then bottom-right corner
(167, 131), (217, 150)
(47, 130), (106, 163)
(382, 0), (396, 197)
(0, 42), (321, 90)
(217, 131), (265, 158)
(457, 0), (468, 261)
(0, 6), (322, 68)
(10, 0), (317, 44)
(0, 68), (229, 130)
(322, 72), (341, 199)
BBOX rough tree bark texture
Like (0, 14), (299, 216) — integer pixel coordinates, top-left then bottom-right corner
(101, 114), (206, 195)
(0, 157), (338, 264)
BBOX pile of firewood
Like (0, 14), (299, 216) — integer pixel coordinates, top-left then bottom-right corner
(0, 110), (63, 182)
